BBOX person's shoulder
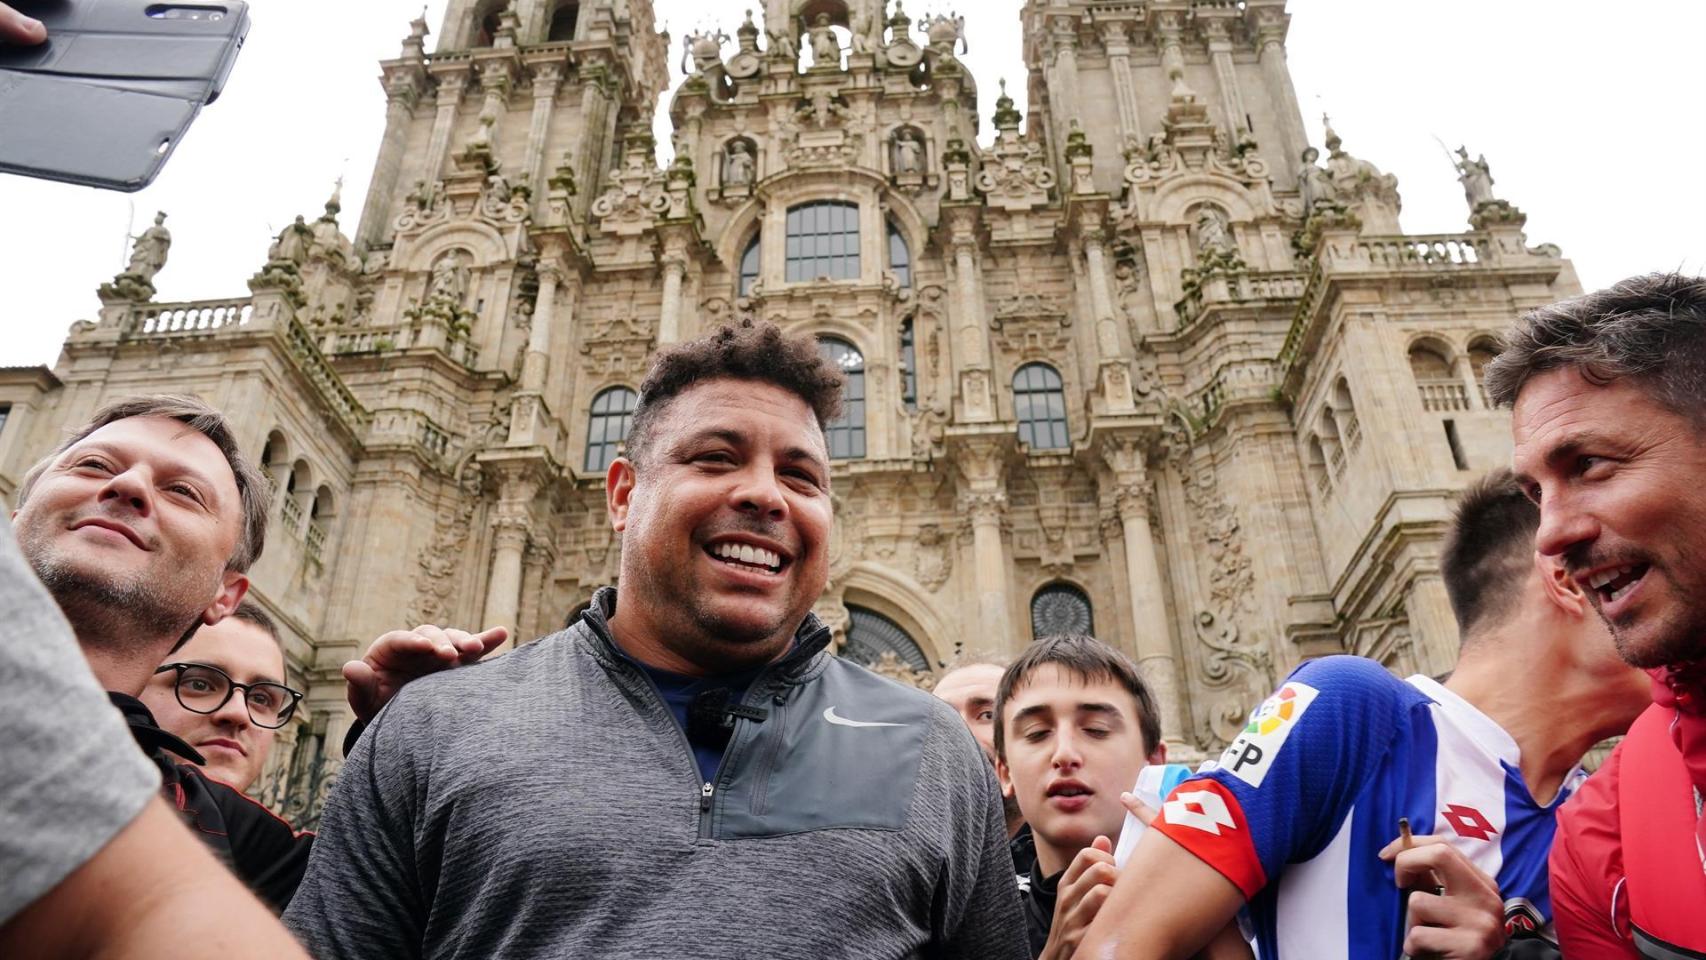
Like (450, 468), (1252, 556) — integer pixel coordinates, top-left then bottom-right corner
(818, 655), (958, 722)
(376, 627), (585, 724)
(1286, 655), (1423, 711)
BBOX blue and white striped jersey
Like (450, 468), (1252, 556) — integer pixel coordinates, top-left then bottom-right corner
(1152, 656), (1579, 960)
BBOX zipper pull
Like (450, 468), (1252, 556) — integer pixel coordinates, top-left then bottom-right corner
(700, 782), (714, 813)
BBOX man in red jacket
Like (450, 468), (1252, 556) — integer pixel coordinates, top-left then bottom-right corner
(1488, 272), (1706, 958)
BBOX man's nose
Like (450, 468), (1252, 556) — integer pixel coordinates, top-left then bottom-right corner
(212, 690), (253, 729)
(99, 466), (153, 515)
(1051, 730), (1084, 769)
(730, 463), (787, 519)
(1534, 490), (1598, 559)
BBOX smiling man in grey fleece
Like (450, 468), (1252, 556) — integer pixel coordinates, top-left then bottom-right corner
(283, 320), (1027, 959)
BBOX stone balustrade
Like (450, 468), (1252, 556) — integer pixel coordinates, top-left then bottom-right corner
(327, 327), (412, 355)
(305, 521), (326, 565)
(1175, 270), (1309, 330)
(1416, 378), (1471, 412)
(285, 318), (371, 432)
(1357, 234), (1487, 268)
(280, 494), (303, 534)
(135, 299), (254, 335)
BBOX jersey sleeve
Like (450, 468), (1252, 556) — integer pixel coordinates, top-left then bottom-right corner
(1549, 743), (1639, 958)
(1151, 656), (1411, 899)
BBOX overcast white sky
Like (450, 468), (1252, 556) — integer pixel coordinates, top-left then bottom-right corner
(2, 0), (1702, 369)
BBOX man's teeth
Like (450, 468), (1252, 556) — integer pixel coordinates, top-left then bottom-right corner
(1587, 564), (1644, 602)
(1587, 565), (1636, 589)
(712, 542), (781, 570)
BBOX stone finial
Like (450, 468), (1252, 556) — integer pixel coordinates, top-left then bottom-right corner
(400, 8), (429, 58)
(737, 8), (758, 38)
(1064, 119), (1093, 160)
(1322, 112), (1341, 152)
(322, 176), (344, 221)
(992, 78), (1021, 130)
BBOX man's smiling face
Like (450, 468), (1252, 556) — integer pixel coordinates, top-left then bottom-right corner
(13, 415), (245, 642)
(609, 377), (833, 672)
(1512, 366), (1706, 668)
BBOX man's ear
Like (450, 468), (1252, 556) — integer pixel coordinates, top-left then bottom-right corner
(1148, 740), (1168, 767)
(201, 571), (249, 625)
(996, 754), (1015, 798)
(1535, 550), (1589, 619)
(607, 457), (637, 532)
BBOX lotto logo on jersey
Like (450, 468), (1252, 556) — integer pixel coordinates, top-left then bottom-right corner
(1216, 681), (1320, 788)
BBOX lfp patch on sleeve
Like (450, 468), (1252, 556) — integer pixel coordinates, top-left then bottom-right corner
(1215, 681), (1320, 788)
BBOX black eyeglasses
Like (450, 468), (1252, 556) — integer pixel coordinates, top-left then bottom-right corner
(153, 663), (303, 729)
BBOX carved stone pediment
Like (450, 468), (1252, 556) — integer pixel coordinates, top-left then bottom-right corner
(991, 294), (1071, 355)
(590, 138), (670, 237)
(976, 127), (1054, 212)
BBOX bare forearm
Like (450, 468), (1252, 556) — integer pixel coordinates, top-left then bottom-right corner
(1075, 831), (1246, 959)
(1, 799), (309, 960)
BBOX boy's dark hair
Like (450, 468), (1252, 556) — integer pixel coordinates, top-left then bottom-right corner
(623, 320), (844, 465)
(1441, 469), (1540, 642)
(230, 600), (282, 648)
(993, 634), (1162, 759)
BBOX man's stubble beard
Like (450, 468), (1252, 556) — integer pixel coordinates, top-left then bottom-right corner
(1601, 543), (1706, 669)
(20, 532), (209, 657)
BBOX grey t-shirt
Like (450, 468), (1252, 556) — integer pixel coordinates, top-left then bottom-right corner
(0, 514), (160, 924)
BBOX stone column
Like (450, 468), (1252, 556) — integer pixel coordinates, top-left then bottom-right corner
(657, 249), (688, 345)
(1083, 230), (1136, 413)
(424, 71), (470, 181)
(1046, 17), (1081, 169)
(964, 492), (1011, 653)
(521, 263), (560, 391)
(1100, 21), (1142, 145)
(1115, 478), (1186, 746)
(1253, 12), (1306, 182)
(357, 81), (419, 249)
(946, 214), (994, 421)
(1202, 18), (1248, 136)
(483, 517), (529, 646)
(524, 64), (564, 200)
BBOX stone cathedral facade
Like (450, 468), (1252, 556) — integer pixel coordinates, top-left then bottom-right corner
(0, 0), (1582, 810)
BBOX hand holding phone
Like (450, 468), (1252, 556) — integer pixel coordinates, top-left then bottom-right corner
(0, 1), (249, 191)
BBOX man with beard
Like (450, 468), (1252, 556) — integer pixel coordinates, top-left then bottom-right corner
(10, 395), (313, 910)
(284, 320), (1027, 959)
(1487, 272), (1706, 958)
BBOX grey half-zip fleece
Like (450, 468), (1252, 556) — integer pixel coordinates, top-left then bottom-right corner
(283, 587), (1027, 959)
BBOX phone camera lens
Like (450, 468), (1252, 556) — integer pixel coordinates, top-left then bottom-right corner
(209, 12), (223, 20)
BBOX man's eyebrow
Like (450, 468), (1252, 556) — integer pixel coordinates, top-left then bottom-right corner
(183, 659), (284, 687)
(673, 427), (748, 450)
(1076, 702), (1127, 721)
(965, 695), (995, 709)
(1010, 703), (1055, 726)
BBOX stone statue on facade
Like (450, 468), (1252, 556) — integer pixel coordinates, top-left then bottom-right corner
(1298, 145), (1340, 212)
(125, 211), (172, 281)
(427, 250), (468, 307)
(723, 139), (755, 186)
(765, 21), (798, 63)
(268, 215), (313, 266)
(1195, 207), (1233, 255)
(808, 14), (841, 68)
(1454, 146), (1495, 208)
(681, 29), (727, 76)
(892, 127), (923, 175)
(850, 9), (880, 56)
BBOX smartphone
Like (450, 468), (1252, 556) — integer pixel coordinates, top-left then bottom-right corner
(0, 1), (250, 191)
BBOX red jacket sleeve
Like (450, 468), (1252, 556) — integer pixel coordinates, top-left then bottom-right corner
(1550, 742), (1638, 958)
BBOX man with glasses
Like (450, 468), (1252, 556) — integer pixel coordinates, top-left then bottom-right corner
(140, 601), (302, 794)
(10, 394), (313, 910)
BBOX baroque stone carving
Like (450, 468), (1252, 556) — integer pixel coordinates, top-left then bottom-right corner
(975, 82), (1054, 212)
(913, 523), (952, 591)
(1180, 460), (1274, 749)
(410, 461), (484, 625)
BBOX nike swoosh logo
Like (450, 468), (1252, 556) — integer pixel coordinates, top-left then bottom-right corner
(822, 706), (906, 728)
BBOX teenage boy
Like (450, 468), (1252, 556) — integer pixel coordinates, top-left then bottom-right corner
(993, 634), (1166, 960)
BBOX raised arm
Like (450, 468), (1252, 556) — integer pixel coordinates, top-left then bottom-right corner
(1075, 826), (1246, 959)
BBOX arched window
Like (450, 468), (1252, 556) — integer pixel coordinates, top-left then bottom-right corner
(844, 605), (930, 674)
(1307, 435), (1331, 495)
(785, 202), (860, 282)
(818, 338), (866, 459)
(1031, 583), (1094, 639)
(546, 2), (578, 42)
(899, 319), (917, 411)
(738, 232), (761, 298)
(472, 0), (503, 47)
(888, 220), (911, 289)
(1013, 363), (1070, 450)
(1331, 376), (1360, 451)
(1408, 341), (1467, 411)
(584, 386), (638, 472)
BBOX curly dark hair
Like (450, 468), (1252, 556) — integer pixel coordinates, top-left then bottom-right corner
(624, 320), (844, 465)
